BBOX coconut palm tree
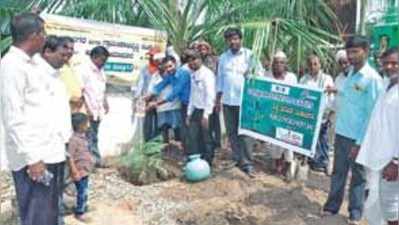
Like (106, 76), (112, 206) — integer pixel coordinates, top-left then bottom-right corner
(1, 0), (342, 72)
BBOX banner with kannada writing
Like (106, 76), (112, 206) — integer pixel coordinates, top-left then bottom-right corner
(239, 77), (325, 157)
(41, 14), (167, 85)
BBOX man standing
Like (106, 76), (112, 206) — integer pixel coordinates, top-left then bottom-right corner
(264, 51), (297, 178)
(134, 47), (164, 141)
(58, 36), (85, 113)
(216, 28), (263, 176)
(300, 54), (335, 172)
(186, 50), (216, 166)
(34, 35), (74, 225)
(77, 46), (110, 167)
(197, 41), (222, 149)
(0, 13), (66, 225)
(357, 47), (399, 225)
(322, 36), (384, 225)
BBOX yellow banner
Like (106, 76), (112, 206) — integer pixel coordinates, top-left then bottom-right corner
(41, 14), (167, 85)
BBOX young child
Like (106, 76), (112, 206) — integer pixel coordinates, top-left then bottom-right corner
(68, 113), (95, 222)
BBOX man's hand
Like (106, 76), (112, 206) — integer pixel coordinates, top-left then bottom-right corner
(143, 95), (153, 102)
(146, 101), (158, 111)
(201, 117), (209, 130)
(27, 161), (46, 181)
(71, 170), (81, 182)
(349, 145), (360, 160)
(383, 161), (399, 181)
(325, 86), (337, 94)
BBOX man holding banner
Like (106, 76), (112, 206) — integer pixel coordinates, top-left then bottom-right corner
(216, 28), (263, 177)
(264, 51), (298, 178)
(322, 36), (384, 225)
(300, 54), (335, 173)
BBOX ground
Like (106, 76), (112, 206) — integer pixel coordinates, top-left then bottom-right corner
(0, 147), (367, 225)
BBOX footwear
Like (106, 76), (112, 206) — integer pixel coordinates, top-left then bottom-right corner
(75, 214), (92, 223)
(310, 166), (326, 173)
(347, 219), (361, 225)
(320, 208), (336, 217)
(242, 167), (256, 178)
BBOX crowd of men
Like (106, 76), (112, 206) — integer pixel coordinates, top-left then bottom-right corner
(0, 12), (398, 225)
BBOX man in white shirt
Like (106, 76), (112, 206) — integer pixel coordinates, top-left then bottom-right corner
(34, 36), (74, 225)
(0, 14), (67, 225)
(264, 51), (298, 179)
(357, 47), (399, 225)
(216, 28), (263, 176)
(77, 46), (110, 166)
(186, 50), (216, 167)
(300, 54), (335, 173)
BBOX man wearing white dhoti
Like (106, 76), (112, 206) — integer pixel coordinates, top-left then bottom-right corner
(357, 47), (399, 225)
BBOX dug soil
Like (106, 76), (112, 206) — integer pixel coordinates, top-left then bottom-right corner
(60, 147), (367, 225)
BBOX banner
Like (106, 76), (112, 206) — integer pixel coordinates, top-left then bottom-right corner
(41, 14), (167, 85)
(239, 77), (325, 157)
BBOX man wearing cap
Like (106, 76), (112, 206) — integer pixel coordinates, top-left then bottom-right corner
(264, 51), (298, 178)
(134, 47), (164, 141)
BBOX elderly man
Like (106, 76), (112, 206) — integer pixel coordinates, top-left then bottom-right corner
(300, 55), (335, 173)
(357, 47), (399, 225)
(0, 14), (68, 225)
(216, 28), (263, 177)
(322, 36), (384, 225)
(264, 51), (297, 178)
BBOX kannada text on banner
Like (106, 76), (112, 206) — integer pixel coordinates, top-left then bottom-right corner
(41, 13), (167, 85)
(239, 77), (325, 157)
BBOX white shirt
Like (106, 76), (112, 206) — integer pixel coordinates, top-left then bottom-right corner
(188, 66), (216, 119)
(356, 84), (399, 225)
(34, 55), (72, 144)
(300, 71), (335, 110)
(357, 84), (399, 171)
(78, 58), (107, 121)
(0, 47), (66, 171)
(217, 48), (263, 106)
(264, 71), (298, 85)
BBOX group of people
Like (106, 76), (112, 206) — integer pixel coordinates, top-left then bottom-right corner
(0, 13), (110, 224)
(0, 11), (398, 225)
(134, 28), (399, 225)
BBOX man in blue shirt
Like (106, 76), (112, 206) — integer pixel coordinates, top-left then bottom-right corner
(145, 57), (191, 149)
(322, 36), (384, 225)
(216, 28), (263, 177)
